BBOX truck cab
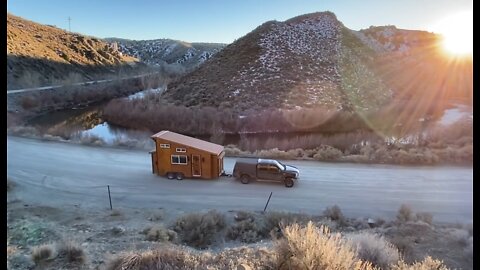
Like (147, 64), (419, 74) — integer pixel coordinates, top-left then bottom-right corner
(233, 158), (300, 187)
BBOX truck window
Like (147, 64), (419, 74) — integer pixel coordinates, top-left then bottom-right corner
(269, 165), (280, 172)
(258, 164), (269, 171)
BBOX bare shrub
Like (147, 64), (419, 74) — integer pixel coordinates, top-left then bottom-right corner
(17, 70), (42, 89)
(346, 232), (400, 269)
(209, 129), (225, 145)
(396, 204), (413, 223)
(313, 145), (343, 161)
(56, 241), (86, 264)
(62, 72), (83, 86)
(275, 222), (373, 270)
(414, 212), (433, 225)
(446, 228), (469, 246)
(265, 211), (310, 234)
(255, 148), (296, 160)
(234, 211), (256, 222)
(147, 210), (164, 221)
(226, 218), (266, 243)
(341, 154), (370, 163)
(7, 112), (23, 128)
(145, 226), (177, 242)
(391, 256), (449, 270)
(105, 247), (200, 270)
(323, 205), (346, 225)
(7, 178), (15, 191)
(224, 145), (252, 157)
(31, 244), (55, 265)
(20, 96), (39, 109)
(173, 210), (226, 248)
(390, 236), (413, 259)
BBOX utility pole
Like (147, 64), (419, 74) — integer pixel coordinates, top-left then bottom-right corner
(68, 16), (71, 32)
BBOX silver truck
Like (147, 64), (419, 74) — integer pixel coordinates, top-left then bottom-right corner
(232, 158), (300, 187)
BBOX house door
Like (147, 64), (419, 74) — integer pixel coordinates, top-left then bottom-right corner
(192, 155), (201, 177)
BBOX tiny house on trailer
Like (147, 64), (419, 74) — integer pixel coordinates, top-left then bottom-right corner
(150, 130), (225, 180)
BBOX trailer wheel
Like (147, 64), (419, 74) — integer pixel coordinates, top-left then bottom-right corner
(166, 172), (175, 179)
(240, 175), (250, 184)
(284, 178), (294, 188)
(176, 173), (184, 180)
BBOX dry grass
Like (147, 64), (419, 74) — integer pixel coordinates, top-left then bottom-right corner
(144, 226), (177, 242)
(173, 210), (226, 249)
(391, 256), (449, 270)
(102, 220), (457, 270)
(31, 244), (55, 265)
(226, 216), (267, 243)
(346, 232), (401, 269)
(275, 222), (374, 270)
(56, 240), (86, 264)
(105, 245), (277, 270)
(105, 246), (200, 270)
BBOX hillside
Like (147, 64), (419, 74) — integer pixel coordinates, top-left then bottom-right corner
(162, 12), (392, 112)
(355, 26), (472, 105)
(7, 14), (144, 90)
(161, 12), (472, 113)
(105, 38), (226, 71)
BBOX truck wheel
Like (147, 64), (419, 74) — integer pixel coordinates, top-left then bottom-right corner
(166, 172), (175, 179)
(240, 175), (250, 184)
(284, 178), (294, 188)
(176, 173), (184, 180)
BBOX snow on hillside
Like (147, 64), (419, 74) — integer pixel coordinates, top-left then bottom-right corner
(108, 39), (225, 68)
(229, 13), (343, 107)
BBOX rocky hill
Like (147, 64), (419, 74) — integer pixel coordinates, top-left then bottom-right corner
(162, 12), (392, 112)
(104, 38), (226, 71)
(162, 12), (472, 112)
(7, 14), (144, 90)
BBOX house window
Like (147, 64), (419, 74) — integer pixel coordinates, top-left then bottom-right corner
(171, 155), (187, 165)
(176, 148), (187, 153)
(160, 144), (170, 148)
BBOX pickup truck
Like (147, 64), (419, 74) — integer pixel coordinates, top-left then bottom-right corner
(233, 158), (300, 187)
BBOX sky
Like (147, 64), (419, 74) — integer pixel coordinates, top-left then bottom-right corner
(7, 0), (473, 44)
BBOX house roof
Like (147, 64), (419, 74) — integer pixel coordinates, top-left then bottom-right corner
(151, 130), (224, 155)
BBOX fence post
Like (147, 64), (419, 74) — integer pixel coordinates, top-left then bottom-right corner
(107, 185), (112, 210)
(263, 192), (273, 212)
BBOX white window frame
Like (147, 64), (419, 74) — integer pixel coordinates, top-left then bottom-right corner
(160, 144), (170, 148)
(176, 147), (187, 153)
(171, 155), (188, 165)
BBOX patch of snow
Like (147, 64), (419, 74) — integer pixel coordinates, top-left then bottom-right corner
(438, 105), (473, 126)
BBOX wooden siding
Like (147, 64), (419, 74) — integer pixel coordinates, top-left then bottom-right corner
(152, 138), (221, 179)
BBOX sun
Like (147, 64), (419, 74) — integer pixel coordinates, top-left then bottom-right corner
(433, 11), (473, 55)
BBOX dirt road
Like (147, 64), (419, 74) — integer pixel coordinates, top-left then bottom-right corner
(7, 136), (472, 223)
